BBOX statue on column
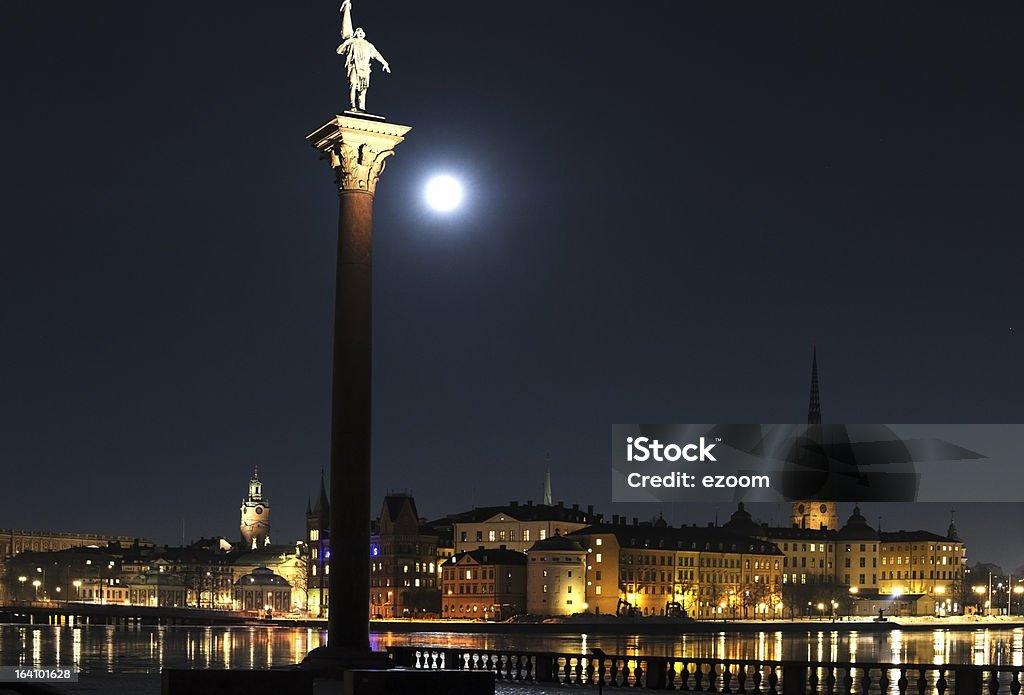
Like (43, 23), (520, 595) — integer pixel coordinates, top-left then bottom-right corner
(337, 0), (391, 113)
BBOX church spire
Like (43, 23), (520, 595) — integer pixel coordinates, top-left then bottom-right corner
(807, 347), (822, 425)
(543, 464), (552, 506)
(947, 508), (961, 541)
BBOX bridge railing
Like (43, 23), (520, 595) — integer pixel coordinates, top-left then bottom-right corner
(386, 647), (1022, 695)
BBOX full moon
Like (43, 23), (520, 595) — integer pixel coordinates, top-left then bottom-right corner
(425, 175), (463, 212)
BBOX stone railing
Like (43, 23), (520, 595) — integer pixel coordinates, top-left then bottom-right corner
(387, 647), (1022, 695)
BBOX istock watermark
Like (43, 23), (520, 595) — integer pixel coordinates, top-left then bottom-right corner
(612, 424), (1024, 503)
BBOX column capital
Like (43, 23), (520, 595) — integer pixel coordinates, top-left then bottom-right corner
(307, 115), (411, 196)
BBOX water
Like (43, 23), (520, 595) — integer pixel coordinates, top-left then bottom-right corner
(1, 624), (1022, 675)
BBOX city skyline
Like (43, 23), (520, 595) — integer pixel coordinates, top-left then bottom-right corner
(2, 3), (1022, 573)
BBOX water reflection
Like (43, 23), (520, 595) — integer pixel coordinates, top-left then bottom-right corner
(0, 625), (1021, 674)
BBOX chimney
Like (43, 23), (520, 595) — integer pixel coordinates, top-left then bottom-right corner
(572, 503), (579, 512)
(557, 501), (564, 508)
(499, 544), (506, 550)
(612, 515), (619, 525)
(510, 501), (518, 508)
(587, 505), (594, 516)
(527, 500), (533, 506)
(632, 518), (638, 526)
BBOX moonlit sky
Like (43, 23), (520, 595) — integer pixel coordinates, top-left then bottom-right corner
(1, 3), (1022, 570)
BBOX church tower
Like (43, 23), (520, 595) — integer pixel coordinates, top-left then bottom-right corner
(791, 348), (839, 531)
(240, 465), (271, 548)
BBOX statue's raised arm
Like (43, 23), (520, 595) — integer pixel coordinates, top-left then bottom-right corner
(335, 0), (391, 113)
(340, 0), (353, 41)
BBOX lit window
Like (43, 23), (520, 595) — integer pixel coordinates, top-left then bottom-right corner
(489, 531), (496, 542)
(540, 529), (547, 540)
(595, 586), (602, 595)
(465, 569), (472, 580)
(596, 553), (602, 563)
(310, 530), (319, 542)
(596, 538), (603, 546)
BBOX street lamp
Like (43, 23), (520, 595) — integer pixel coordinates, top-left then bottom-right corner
(817, 602), (825, 621)
(974, 585), (987, 615)
(73, 580), (82, 602)
(18, 576), (27, 601)
(32, 579), (41, 601)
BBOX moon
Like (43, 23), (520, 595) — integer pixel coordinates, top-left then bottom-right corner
(425, 175), (463, 212)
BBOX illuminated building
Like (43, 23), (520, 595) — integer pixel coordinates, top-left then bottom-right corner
(239, 465), (271, 549)
(440, 547), (526, 619)
(525, 535), (586, 616)
(567, 518), (784, 620)
(446, 501), (599, 555)
(233, 566), (291, 614)
(305, 471), (330, 617)
(369, 494), (440, 618)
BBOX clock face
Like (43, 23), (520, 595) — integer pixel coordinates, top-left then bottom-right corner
(820, 504), (828, 513)
(798, 504), (805, 514)
(255, 507), (263, 515)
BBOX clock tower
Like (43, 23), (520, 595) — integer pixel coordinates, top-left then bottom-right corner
(240, 465), (271, 549)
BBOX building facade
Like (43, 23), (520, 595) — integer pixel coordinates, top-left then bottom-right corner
(440, 548), (527, 619)
(525, 536), (587, 616)
(448, 501), (600, 555)
(369, 494), (440, 618)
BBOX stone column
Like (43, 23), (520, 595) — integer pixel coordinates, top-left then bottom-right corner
(303, 115), (410, 669)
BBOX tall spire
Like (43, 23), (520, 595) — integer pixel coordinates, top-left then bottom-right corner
(947, 508), (961, 541)
(543, 464), (553, 506)
(807, 347), (822, 425)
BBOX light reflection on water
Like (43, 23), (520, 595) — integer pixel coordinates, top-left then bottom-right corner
(0, 625), (1021, 674)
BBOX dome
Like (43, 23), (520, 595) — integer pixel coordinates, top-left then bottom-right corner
(722, 502), (764, 537)
(234, 566), (290, 588)
(835, 505), (878, 540)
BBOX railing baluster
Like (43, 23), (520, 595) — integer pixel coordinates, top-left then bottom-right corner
(917, 667), (928, 695)
(936, 668), (947, 695)
(988, 670), (1001, 695)
(824, 666), (836, 695)
(736, 663), (748, 694)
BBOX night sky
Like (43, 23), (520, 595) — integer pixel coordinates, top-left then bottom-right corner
(2, 3), (1022, 570)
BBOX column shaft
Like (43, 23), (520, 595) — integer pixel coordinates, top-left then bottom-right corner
(328, 190), (374, 650)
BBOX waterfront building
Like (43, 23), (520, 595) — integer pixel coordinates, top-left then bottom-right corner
(233, 566), (291, 615)
(0, 529), (152, 566)
(239, 466), (271, 549)
(722, 502), (966, 617)
(369, 494), (440, 618)
(525, 536), (586, 616)
(122, 541), (234, 608)
(305, 471), (330, 617)
(229, 542), (308, 612)
(566, 518), (784, 620)
(446, 500), (600, 555)
(440, 547), (527, 619)
(127, 570), (187, 608)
